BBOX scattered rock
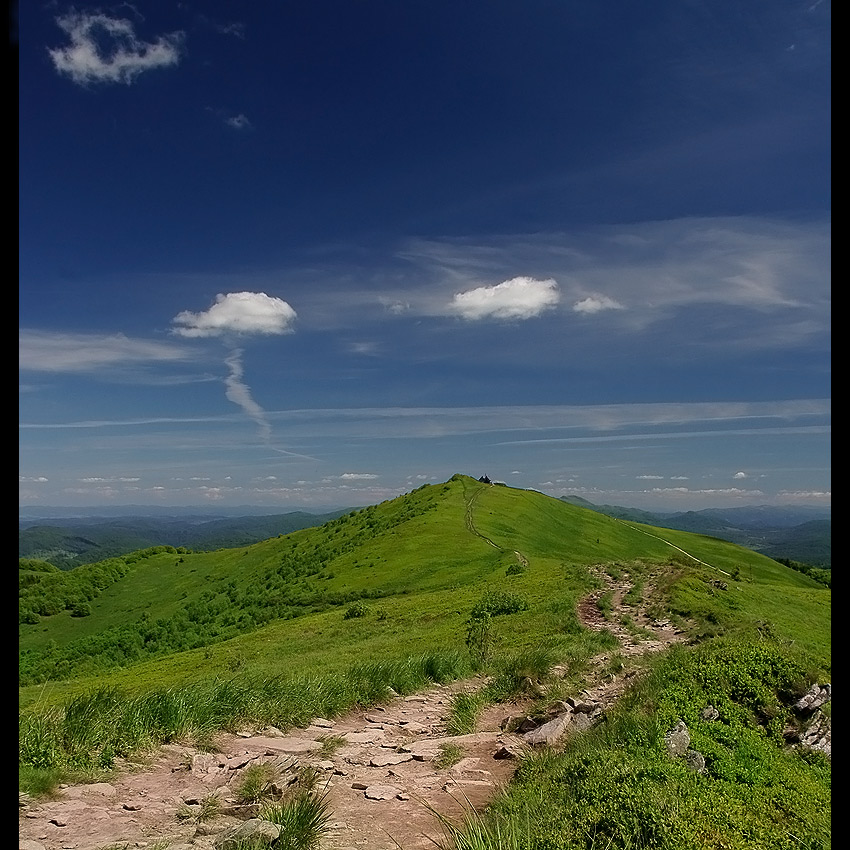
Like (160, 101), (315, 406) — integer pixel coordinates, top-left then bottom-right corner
(515, 716), (539, 733)
(364, 785), (402, 800)
(213, 818), (280, 849)
(793, 684), (831, 716)
(493, 745), (520, 760)
(523, 712), (572, 747)
(663, 720), (690, 757)
(683, 749), (706, 774)
(701, 705), (720, 721)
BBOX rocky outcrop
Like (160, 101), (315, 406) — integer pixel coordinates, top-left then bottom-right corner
(793, 683), (831, 716)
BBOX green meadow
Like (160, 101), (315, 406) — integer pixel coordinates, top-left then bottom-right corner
(19, 475), (830, 848)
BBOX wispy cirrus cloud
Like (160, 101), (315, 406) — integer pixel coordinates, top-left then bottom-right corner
(47, 11), (184, 86)
(19, 330), (191, 373)
(206, 107), (253, 130)
(226, 114), (252, 130)
(390, 216), (829, 343)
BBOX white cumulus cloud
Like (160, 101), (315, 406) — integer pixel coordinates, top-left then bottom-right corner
(172, 292), (297, 338)
(340, 473), (378, 480)
(733, 471), (748, 479)
(47, 11), (184, 86)
(450, 277), (559, 321)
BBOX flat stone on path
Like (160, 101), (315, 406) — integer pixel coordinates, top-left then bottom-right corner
(369, 752), (415, 767)
(364, 785), (403, 800)
(239, 735), (321, 754)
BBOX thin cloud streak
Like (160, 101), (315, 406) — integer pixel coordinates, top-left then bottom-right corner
(20, 400), (830, 434)
(494, 426), (830, 447)
(20, 330), (193, 373)
(223, 348), (272, 441)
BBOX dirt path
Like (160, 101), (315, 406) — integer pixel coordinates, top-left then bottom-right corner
(19, 561), (688, 850)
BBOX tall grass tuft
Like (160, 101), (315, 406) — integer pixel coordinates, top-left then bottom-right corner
(19, 648), (476, 788)
(260, 790), (332, 849)
(445, 692), (485, 736)
(486, 646), (557, 701)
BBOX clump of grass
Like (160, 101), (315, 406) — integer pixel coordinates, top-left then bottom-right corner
(445, 692), (485, 736)
(486, 646), (557, 702)
(606, 652), (625, 675)
(259, 789), (332, 850)
(596, 590), (614, 619)
(434, 743), (464, 770)
(618, 614), (656, 641)
(623, 579), (644, 606)
(317, 734), (346, 758)
(233, 761), (280, 805)
(176, 792), (221, 824)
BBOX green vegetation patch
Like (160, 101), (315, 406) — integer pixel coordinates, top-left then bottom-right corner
(446, 635), (830, 850)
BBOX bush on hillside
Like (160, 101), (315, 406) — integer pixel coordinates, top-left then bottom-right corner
(470, 589), (529, 619)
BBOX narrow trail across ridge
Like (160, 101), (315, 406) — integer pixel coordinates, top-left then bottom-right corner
(462, 483), (526, 572)
(20, 500), (690, 850)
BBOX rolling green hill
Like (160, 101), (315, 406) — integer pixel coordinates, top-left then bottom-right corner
(19, 475), (831, 848)
(20, 475), (825, 696)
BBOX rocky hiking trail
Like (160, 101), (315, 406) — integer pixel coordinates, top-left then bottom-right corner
(20, 566), (688, 850)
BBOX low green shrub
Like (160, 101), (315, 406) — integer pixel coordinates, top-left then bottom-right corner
(343, 601), (370, 620)
(470, 590), (529, 619)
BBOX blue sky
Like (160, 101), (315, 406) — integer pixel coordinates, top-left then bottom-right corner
(19, 1), (830, 512)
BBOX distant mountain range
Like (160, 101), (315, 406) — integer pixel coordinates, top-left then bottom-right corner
(19, 508), (351, 570)
(559, 497), (831, 567)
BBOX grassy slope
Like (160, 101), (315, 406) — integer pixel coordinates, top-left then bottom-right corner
(19, 476), (831, 848)
(20, 476), (826, 711)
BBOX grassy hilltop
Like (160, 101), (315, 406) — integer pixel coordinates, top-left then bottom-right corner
(19, 475), (831, 848)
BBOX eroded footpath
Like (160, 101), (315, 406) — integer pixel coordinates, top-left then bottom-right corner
(20, 568), (688, 850)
